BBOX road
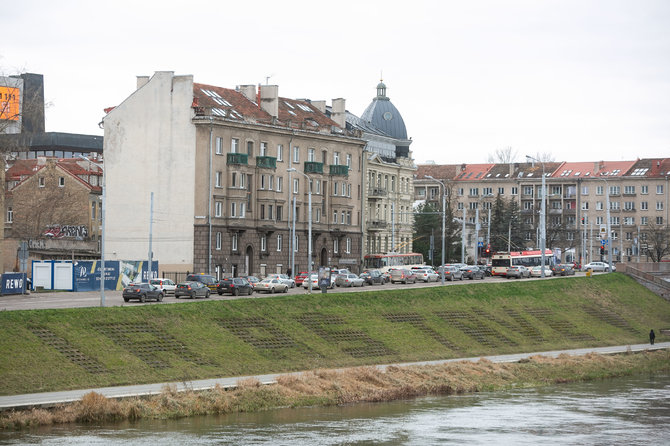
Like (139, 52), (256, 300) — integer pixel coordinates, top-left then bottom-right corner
(0, 341), (666, 411)
(0, 272), (592, 312)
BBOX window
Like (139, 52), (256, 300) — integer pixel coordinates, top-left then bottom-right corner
(269, 175), (274, 191)
(657, 185), (664, 194)
(610, 201), (619, 210)
(346, 237), (351, 253)
(610, 216), (620, 226)
(596, 216), (603, 225)
(260, 175), (266, 190)
(6, 207), (12, 223)
(216, 232), (222, 250)
(551, 201), (561, 209)
(246, 141), (253, 155)
(260, 142), (267, 156)
(276, 205), (283, 221)
(657, 201), (664, 211)
(333, 152), (340, 165)
(641, 216), (648, 225)
(609, 185), (620, 196)
(641, 201), (648, 210)
(582, 202), (589, 210)
(308, 148), (315, 162)
(511, 187), (518, 195)
(469, 188), (479, 196)
(498, 187), (504, 195)
(58, 177), (65, 187)
(346, 154), (352, 167)
(231, 172), (237, 188)
(333, 210), (338, 223)
(596, 201), (603, 211)
(293, 178), (299, 194)
(596, 186), (604, 195)
(276, 234), (282, 251)
(240, 173), (246, 189)
(624, 185), (635, 194)
(216, 137), (223, 155)
(91, 202), (96, 220)
(458, 187), (464, 196)
(346, 211), (352, 225)
(277, 176), (283, 192)
(657, 216), (664, 225)
(214, 201), (222, 217)
(216, 171), (222, 188)
(315, 207), (321, 222)
(391, 177), (396, 192)
(261, 235), (267, 252)
(232, 234), (238, 251)
(315, 179), (321, 194)
(260, 204), (265, 220)
(457, 202), (464, 210)
(551, 186), (562, 195)
(231, 138), (239, 153)
(641, 185), (648, 194)
(226, 202), (233, 218)
(347, 183), (351, 197)
(39, 177), (45, 187)
(293, 146), (300, 163)
(624, 217), (634, 225)
(294, 235), (299, 252)
(469, 202), (478, 210)
(333, 182), (339, 196)
(341, 211), (346, 224)
(240, 202), (246, 218)
(523, 186), (533, 196)
(581, 186), (589, 195)
(483, 187), (493, 196)
(333, 238), (339, 253)
(523, 201), (533, 210)
(277, 144), (283, 161)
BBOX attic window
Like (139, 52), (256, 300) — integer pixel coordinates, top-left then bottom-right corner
(475, 172), (482, 178)
(611, 169), (620, 175)
(585, 172), (591, 176)
(288, 110), (296, 116)
(212, 108), (227, 117)
(296, 103), (312, 112)
(527, 173), (534, 177)
(201, 88), (222, 99)
(284, 101), (295, 109)
(59, 177), (65, 187)
(213, 97), (232, 107)
(574, 172), (581, 176)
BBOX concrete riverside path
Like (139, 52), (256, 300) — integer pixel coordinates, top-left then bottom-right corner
(1, 342), (668, 411)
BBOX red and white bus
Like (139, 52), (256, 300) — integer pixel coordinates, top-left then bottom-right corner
(363, 253), (425, 273)
(490, 250), (554, 276)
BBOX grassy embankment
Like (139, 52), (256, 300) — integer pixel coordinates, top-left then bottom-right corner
(1, 273), (670, 428)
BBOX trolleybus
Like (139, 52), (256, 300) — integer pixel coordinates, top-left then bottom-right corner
(490, 250), (554, 276)
(363, 252), (425, 273)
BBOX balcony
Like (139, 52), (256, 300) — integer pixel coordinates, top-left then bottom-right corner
(227, 153), (248, 165)
(330, 165), (349, 176)
(256, 156), (277, 169)
(304, 161), (323, 174)
(368, 187), (387, 199)
(368, 220), (388, 231)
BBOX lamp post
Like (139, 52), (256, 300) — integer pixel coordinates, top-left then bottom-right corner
(287, 168), (313, 292)
(79, 155), (105, 307)
(526, 155), (547, 278)
(425, 175), (446, 285)
(597, 178), (613, 273)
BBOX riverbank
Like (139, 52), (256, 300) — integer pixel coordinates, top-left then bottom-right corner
(2, 349), (669, 430)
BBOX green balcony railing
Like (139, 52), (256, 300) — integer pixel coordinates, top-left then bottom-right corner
(304, 161), (324, 174)
(256, 156), (277, 169)
(329, 164), (349, 176)
(227, 153), (248, 165)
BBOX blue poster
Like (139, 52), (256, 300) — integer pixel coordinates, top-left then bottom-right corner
(74, 260), (157, 291)
(1, 273), (27, 295)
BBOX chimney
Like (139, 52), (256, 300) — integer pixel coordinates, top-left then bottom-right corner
(461, 163), (467, 172)
(260, 85), (279, 118)
(509, 163), (515, 177)
(331, 98), (346, 128)
(311, 100), (326, 113)
(136, 76), (150, 89)
(237, 84), (257, 102)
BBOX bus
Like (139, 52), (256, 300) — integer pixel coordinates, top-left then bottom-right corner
(363, 253), (425, 273)
(490, 250), (554, 276)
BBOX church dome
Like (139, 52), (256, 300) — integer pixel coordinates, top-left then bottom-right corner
(360, 80), (407, 140)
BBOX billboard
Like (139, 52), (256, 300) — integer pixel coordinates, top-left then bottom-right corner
(74, 260), (160, 291)
(0, 86), (20, 121)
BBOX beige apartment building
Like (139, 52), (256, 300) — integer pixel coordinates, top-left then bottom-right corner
(416, 158), (670, 264)
(103, 72), (366, 277)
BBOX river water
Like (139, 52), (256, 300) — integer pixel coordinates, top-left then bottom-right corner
(2, 373), (668, 445)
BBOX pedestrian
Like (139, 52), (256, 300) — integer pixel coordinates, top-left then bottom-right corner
(649, 329), (655, 345)
(286, 267), (292, 278)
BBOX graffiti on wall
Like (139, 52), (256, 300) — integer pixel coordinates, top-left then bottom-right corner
(43, 225), (89, 239)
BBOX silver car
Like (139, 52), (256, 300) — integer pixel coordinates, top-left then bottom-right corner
(335, 273), (365, 287)
(412, 268), (439, 282)
(506, 265), (530, 279)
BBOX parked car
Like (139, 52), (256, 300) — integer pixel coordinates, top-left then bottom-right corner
(217, 277), (254, 296)
(461, 265), (485, 280)
(245, 276), (261, 286)
(530, 265), (553, 277)
(185, 273), (218, 291)
(335, 273), (365, 287)
(175, 281), (211, 299)
(359, 270), (385, 285)
(390, 269), (417, 284)
(254, 278), (288, 294)
(583, 261), (616, 272)
(267, 274), (296, 288)
(412, 267), (439, 282)
(506, 265), (531, 279)
(484, 263), (492, 276)
(552, 264), (576, 276)
(123, 282), (163, 303)
(302, 273), (336, 289)
(439, 265), (463, 281)
(149, 278), (176, 296)
(381, 270), (392, 283)
(294, 272), (310, 287)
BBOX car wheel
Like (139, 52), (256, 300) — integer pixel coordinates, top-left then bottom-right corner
(205, 290), (210, 298)
(284, 287), (288, 293)
(234, 288), (240, 296)
(191, 292), (196, 299)
(140, 294), (146, 303)
(271, 287), (275, 294)
(157, 293), (163, 302)
(175, 294), (180, 299)
(123, 297), (129, 302)
(218, 291), (223, 295)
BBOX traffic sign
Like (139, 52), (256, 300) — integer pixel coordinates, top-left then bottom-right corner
(478, 242), (484, 247)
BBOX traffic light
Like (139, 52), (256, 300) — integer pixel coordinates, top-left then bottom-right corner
(485, 245), (491, 257)
(600, 246), (605, 255)
(581, 217), (585, 225)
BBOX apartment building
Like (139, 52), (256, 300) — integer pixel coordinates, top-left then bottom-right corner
(103, 72), (366, 277)
(416, 158), (670, 264)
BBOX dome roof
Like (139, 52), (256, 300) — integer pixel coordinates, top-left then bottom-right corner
(360, 81), (407, 140)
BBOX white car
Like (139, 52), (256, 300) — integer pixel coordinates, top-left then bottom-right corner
(530, 266), (553, 277)
(412, 268), (439, 282)
(149, 278), (176, 296)
(302, 274), (336, 289)
(583, 262), (616, 272)
(267, 274), (296, 288)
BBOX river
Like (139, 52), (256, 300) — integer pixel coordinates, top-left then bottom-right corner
(2, 373), (668, 445)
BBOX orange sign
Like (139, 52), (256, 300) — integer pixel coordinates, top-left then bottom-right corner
(0, 86), (20, 121)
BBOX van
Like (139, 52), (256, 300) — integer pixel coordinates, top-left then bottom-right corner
(185, 273), (218, 291)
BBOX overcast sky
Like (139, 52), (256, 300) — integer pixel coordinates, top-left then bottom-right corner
(4, 0), (669, 164)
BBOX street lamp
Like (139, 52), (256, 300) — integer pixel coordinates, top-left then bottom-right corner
(597, 178), (613, 273)
(79, 155), (105, 306)
(526, 155), (547, 278)
(425, 175), (446, 285)
(287, 168), (313, 292)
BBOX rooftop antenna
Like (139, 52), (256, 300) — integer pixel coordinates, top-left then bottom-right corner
(265, 74), (274, 85)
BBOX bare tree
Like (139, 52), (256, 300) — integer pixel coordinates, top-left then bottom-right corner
(532, 151), (556, 163)
(642, 221), (670, 262)
(487, 146), (518, 164)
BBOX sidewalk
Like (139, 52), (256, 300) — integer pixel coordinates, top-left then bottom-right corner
(1, 342), (667, 411)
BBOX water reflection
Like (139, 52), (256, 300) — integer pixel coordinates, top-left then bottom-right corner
(2, 374), (668, 445)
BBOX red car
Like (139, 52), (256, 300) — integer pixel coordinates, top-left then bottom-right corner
(294, 272), (309, 287)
